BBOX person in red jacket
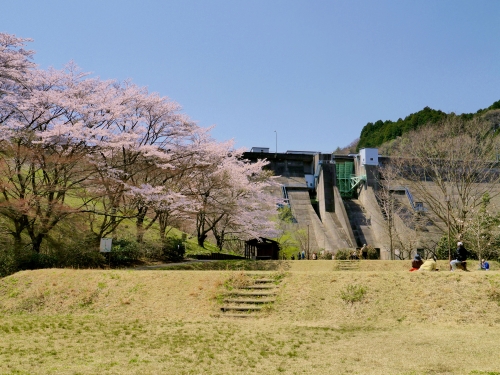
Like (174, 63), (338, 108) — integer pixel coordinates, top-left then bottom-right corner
(409, 254), (423, 271)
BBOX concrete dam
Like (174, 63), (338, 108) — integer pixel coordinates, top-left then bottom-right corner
(243, 148), (440, 260)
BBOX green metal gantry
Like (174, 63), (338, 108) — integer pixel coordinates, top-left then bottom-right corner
(336, 161), (366, 198)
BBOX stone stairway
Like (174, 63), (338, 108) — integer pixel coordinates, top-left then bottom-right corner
(219, 275), (282, 318)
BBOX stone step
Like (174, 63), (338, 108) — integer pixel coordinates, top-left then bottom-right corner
(221, 313), (255, 319)
(224, 291), (277, 297)
(337, 262), (359, 266)
(223, 298), (275, 304)
(254, 278), (276, 283)
(335, 260), (361, 270)
(220, 273), (282, 317)
(221, 305), (262, 312)
(239, 285), (276, 290)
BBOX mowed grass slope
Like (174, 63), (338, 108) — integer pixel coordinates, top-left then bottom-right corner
(1, 261), (500, 375)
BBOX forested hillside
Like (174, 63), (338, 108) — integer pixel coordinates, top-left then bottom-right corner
(357, 100), (500, 150)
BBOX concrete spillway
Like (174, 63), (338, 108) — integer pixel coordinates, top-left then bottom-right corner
(343, 198), (378, 247)
(286, 190), (323, 252)
(275, 173), (356, 254)
(285, 189), (353, 253)
(265, 155), (388, 255)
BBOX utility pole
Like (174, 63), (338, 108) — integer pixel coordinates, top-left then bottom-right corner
(307, 224), (310, 259)
(446, 194), (451, 270)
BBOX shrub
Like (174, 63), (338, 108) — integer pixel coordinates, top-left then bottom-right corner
(19, 252), (58, 269)
(66, 242), (106, 268)
(318, 250), (333, 260)
(365, 245), (379, 260)
(110, 238), (141, 265)
(11, 234), (106, 271)
(278, 206), (294, 223)
(340, 284), (367, 304)
(335, 248), (352, 260)
(52, 235), (105, 268)
(140, 241), (163, 260)
(0, 246), (19, 277)
(162, 237), (185, 262)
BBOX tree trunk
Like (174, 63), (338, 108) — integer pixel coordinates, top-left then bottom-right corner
(197, 233), (207, 248)
(31, 234), (44, 254)
(158, 212), (169, 241)
(136, 207), (147, 243)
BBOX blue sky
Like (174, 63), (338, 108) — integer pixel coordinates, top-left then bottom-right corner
(3, 0), (500, 152)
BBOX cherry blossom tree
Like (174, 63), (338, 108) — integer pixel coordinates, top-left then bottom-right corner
(0, 31), (278, 258)
(0, 64), (113, 252)
(209, 164), (280, 251)
(182, 135), (279, 248)
(0, 32), (34, 95)
(81, 80), (201, 241)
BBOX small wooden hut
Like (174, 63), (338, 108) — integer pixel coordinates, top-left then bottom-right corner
(244, 237), (280, 260)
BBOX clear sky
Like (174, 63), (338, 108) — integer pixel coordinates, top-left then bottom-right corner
(2, 0), (500, 153)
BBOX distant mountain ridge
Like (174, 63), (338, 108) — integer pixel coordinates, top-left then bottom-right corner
(357, 100), (500, 151)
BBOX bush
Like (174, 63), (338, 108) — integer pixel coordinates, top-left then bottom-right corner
(278, 206), (294, 223)
(19, 252), (58, 269)
(110, 238), (141, 265)
(0, 234), (142, 274)
(318, 250), (333, 260)
(365, 245), (379, 260)
(340, 284), (367, 304)
(335, 248), (353, 260)
(66, 242), (106, 268)
(140, 241), (163, 260)
(51, 235), (105, 268)
(14, 235), (106, 270)
(0, 246), (19, 277)
(162, 237), (185, 262)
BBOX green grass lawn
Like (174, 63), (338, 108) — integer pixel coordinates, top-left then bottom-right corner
(1, 262), (500, 374)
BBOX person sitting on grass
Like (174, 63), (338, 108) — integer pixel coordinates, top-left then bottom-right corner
(350, 249), (359, 260)
(410, 254), (423, 272)
(450, 242), (468, 271)
(419, 256), (438, 271)
(481, 259), (490, 271)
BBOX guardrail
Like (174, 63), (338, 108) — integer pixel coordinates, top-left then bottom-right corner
(404, 187), (427, 212)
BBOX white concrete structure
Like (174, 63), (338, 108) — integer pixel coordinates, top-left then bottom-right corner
(250, 147), (270, 153)
(359, 148), (379, 166)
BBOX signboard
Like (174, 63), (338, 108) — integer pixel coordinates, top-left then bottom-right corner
(100, 238), (113, 253)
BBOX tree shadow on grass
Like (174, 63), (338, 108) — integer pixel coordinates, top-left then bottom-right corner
(157, 260), (290, 271)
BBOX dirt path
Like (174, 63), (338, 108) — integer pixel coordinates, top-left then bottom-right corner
(130, 259), (216, 270)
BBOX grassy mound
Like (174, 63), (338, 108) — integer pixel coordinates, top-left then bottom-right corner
(2, 261), (500, 374)
(2, 261), (500, 324)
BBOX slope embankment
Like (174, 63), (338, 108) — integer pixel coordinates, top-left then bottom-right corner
(1, 262), (500, 327)
(3, 263), (500, 375)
